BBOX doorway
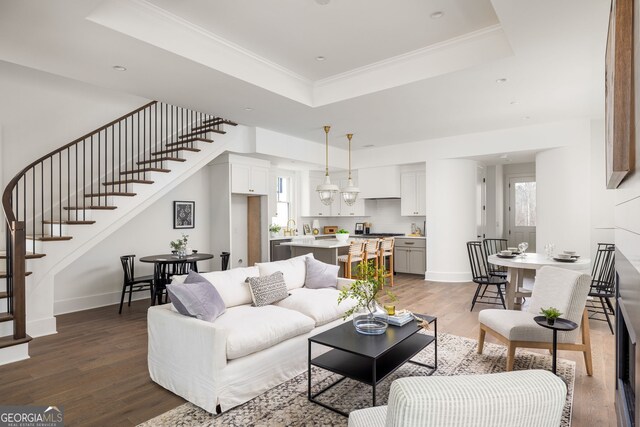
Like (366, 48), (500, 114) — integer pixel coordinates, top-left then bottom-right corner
(508, 176), (536, 251)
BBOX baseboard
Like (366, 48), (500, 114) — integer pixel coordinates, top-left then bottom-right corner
(27, 317), (57, 338)
(0, 343), (29, 365)
(425, 270), (472, 283)
(54, 290), (150, 315)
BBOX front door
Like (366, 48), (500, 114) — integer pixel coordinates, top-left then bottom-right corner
(508, 176), (536, 251)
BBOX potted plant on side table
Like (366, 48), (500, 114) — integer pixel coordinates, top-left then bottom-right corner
(539, 307), (562, 325)
(338, 261), (396, 335)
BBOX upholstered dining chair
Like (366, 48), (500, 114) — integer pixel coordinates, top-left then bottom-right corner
(337, 241), (365, 279)
(478, 266), (593, 375)
(119, 255), (154, 314)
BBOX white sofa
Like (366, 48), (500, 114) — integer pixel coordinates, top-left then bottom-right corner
(348, 370), (567, 427)
(147, 254), (356, 414)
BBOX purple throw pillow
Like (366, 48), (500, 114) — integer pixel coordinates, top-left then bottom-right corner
(166, 280), (226, 322)
(305, 257), (339, 289)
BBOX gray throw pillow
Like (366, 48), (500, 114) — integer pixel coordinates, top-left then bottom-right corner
(184, 270), (205, 284)
(305, 257), (339, 289)
(166, 281), (226, 322)
(247, 271), (289, 307)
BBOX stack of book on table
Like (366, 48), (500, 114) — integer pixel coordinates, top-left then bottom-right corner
(385, 311), (414, 327)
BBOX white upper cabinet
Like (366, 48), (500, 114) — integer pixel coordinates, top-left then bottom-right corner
(401, 171), (426, 216)
(358, 166), (401, 199)
(231, 163), (269, 195)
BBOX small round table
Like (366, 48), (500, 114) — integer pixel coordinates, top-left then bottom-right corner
(140, 253), (213, 304)
(533, 315), (578, 375)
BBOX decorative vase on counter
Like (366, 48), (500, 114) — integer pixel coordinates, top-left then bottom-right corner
(177, 247), (187, 258)
(353, 301), (388, 335)
(335, 233), (349, 242)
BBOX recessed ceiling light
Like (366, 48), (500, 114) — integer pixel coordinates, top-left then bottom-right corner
(495, 78), (507, 84)
(315, 0), (330, 5)
(523, 116), (531, 120)
(315, 56), (326, 61)
(430, 11), (444, 19)
(510, 101), (519, 105)
(112, 65), (127, 71)
(362, 144), (375, 148)
(244, 107), (253, 111)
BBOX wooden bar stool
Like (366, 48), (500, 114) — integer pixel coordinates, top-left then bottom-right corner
(363, 239), (381, 273)
(337, 241), (365, 278)
(378, 237), (395, 287)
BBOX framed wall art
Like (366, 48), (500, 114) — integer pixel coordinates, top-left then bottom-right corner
(173, 201), (195, 229)
(605, 0), (635, 188)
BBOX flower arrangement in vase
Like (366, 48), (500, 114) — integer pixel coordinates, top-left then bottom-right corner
(170, 234), (189, 257)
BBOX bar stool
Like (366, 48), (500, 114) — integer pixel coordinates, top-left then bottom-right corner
(363, 239), (381, 274)
(337, 241), (365, 278)
(378, 237), (395, 287)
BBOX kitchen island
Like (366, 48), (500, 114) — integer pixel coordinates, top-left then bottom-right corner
(281, 239), (350, 275)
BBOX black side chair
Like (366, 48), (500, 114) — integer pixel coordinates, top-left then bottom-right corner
(221, 251), (230, 271)
(483, 238), (508, 278)
(119, 255), (154, 314)
(587, 243), (616, 334)
(467, 241), (507, 311)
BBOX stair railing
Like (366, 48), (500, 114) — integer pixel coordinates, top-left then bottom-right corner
(2, 100), (228, 342)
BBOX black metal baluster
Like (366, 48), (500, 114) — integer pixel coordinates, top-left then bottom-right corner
(58, 153), (61, 236)
(67, 148), (70, 222)
(83, 139), (86, 220)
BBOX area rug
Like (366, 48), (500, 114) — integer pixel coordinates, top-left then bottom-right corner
(140, 333), (575, 427)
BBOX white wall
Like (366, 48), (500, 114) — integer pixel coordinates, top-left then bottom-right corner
(231, 194), (248, 268)
(54, 168), (213, 314)
(536, 147), (591, 259)
(425, 159), (477, 282)
(590, 120), (616, 254)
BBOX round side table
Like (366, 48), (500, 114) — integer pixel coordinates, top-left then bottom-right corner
(534, 316), (578, 375)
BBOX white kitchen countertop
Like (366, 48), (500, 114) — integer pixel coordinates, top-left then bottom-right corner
(280, 239), (350, 249)
(269, 234), (335, 241)
(398, 235), (426, 239)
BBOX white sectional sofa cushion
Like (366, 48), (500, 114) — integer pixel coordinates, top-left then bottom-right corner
(172, 267), (257, 308)
(256, 254), (313, 291)
(275, 288), (357, 327)
(214, 304), (316, 360)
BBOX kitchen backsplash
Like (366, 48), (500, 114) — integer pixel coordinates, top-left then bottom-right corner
(301, 199), (425, 235)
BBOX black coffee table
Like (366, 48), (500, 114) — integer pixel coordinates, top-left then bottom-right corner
(308, 314), (437, 417)
(534, 315), (578, 375)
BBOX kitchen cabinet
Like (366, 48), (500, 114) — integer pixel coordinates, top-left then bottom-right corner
(400, 171), (426, 216)
(231, 163), (269, 195)
(394, 237), (426, 274)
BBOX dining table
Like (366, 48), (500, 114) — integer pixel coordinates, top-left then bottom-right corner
(488, 252), (591, 310)
(140, 252), (214, 305)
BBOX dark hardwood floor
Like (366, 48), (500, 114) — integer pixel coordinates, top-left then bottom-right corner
(0, 274), (615, 426)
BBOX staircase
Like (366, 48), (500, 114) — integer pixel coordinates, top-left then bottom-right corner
(1, 101), (237, 360)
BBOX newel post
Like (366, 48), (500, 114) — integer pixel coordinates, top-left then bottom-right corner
(11, 220), (26, 339)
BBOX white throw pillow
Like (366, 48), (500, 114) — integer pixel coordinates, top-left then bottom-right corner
(256, 253), (314, 291)
(171, 266), (257, 308)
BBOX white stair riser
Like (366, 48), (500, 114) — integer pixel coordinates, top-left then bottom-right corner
(0, 321), (12, 337)
(45, 223), (93, 236)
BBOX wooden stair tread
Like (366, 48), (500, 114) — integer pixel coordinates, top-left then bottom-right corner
(0, 291), (8, 299)
(202, 118), (238, 127)
(137, 157), (186, 165)
(64, 206), (117, 210)
(0, 313), (13, 322)
(26, 235), (73, 241)
(84, 192), (136, 197)
(0, 251), (45, 260)
(179, 128), (225, 138)
(0, 271), (33, 278)
(166, 138), (213, 147)
(120, 168), (170, 175)
(0, 334), (32, 349)
(42, 220), (96, 225)
(152, 147), (200, 156)
(102, 179), (154, 186)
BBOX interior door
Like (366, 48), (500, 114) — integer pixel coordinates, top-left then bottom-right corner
(508, 176), (536, 251)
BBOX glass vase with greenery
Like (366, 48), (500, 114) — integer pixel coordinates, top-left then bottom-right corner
(170, 234), (189, 257)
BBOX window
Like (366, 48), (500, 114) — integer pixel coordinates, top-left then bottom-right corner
(514, 181), (536, 226)
(272, 176), (291, 227)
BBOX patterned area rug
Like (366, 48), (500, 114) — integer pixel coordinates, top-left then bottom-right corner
(140, 333), (575, 427)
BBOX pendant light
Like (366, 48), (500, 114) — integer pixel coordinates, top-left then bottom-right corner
(316, 125), (339, 205)
(341, 133), (359, 206)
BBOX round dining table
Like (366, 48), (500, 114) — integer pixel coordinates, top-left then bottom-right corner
(140, 253), (214, 305)
(488, 253), (591, 310)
